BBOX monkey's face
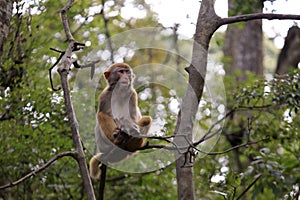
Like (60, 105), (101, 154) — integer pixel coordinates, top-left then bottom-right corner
(104, 64), (135, 89)
(116, 68), (133, 87)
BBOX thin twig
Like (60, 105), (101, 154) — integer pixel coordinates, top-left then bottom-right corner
(100, 0), (114, 63)
(50, 47), (65, 53)
(194, 137), (269, 156)
(192, 109), (235, 148)
(236, 174), (262, 200)
(0, 151), (77, 190)
(48, 51), (64, 91)
(72, 59), (101, 79)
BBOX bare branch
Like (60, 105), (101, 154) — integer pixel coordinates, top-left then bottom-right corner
(193, 109), (235, 147)
(58, 1), (96, 199)
(61, 0), (75, 42)
(48, 51), (64, 91)
(48, 43), (85, 91)
(138, 143), (167, 150)
(100, 0), (114, 62)
(194, 137), (269, 156)
(218, 13), (300, 28)
(236, 174), (262, 200)
(138, 104), (272, 152)
(58, 47), (96, 199)
(0, 151), (77, 190)
(72, 59), (101, 79)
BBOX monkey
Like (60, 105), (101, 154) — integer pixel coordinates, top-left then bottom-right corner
(89, 63), (152, 179)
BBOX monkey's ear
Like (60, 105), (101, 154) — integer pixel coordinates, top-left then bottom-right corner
(104, 71), (110, 79)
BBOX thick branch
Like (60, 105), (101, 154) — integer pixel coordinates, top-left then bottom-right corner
(0, 152), (77, 190)
(219, 13), (300, 28)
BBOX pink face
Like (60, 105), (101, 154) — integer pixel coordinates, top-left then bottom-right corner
(104, 65), (135, 88)
(117, 68), (132, 86)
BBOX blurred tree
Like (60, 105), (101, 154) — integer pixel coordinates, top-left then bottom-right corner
(223, 0), (263, 78)
(276, 26), (300, 74)
(218, 1), (300, 199)
(0, 0), (13, 59)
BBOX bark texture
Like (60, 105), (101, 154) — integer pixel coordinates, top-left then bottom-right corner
(174, 1), (220, 199)
(0, 0), (13, 60)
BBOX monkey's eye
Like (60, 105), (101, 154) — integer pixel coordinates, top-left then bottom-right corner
(118, 69), (130, 74)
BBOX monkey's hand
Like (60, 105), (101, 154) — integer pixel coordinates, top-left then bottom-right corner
(112, 127), (122, 139)
(113, 127), (132, 148)
(114, 118), (141, 137)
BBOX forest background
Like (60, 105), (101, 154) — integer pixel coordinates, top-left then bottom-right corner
(0, 0), (299, 199)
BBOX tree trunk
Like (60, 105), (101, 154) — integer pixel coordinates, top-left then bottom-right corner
(0, 0), (13, 60)
(223, 0), (263, 78)
(174, 1), (221, 199)
(276, 26), (300, 74)
(222, 0), (263, 173)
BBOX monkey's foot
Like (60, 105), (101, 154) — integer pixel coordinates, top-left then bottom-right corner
(113, 127), (122, 138)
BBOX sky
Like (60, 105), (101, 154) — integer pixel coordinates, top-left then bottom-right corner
(137, 0), (300, 48)
(20, 0), (300, 49)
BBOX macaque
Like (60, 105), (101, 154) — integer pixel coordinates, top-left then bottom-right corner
(89, 63), (152, 179)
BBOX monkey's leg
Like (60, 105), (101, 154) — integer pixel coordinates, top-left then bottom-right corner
(89, 153), (102, 179)
(122, 116), (152, 152)
(97, 112), (118, 142)
(137, 116), (152, 135)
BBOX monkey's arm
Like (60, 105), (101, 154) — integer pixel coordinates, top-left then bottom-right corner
(129, 91), (141, 121)
(129, 91), (152, 135)
(97, 112), (117, 142)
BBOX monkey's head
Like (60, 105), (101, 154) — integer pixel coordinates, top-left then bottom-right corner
(104, 63), (135, 89)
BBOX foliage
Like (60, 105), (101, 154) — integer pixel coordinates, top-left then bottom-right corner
(0, 0), (166, 199)
(228, 0), (263, 16)
(0, 0), (299, 199)
(193, 69), (300, 199)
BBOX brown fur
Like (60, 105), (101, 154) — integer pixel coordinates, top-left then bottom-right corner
(89, 63), (152, 179)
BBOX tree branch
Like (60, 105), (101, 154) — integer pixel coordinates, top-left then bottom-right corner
(194, 137), (269, 156)
(236, 174), (262, 200)
(0, 151), (77, 190)
(58, 1), (96, 199)
(61, 0), (75, 42)
(218, 13), (300, 28)
(100, 0), (114, 63)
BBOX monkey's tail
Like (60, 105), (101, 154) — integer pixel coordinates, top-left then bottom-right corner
(89, 153), (103, 179)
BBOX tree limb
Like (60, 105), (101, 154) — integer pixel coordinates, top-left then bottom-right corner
(58, 1), (96, 199)
(61, 0), (75, 42)
(0, 151), (77, 190)
(218, 13), (300, 28)
(100, 0), (114, 63)
(194, 137), (269, 156)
